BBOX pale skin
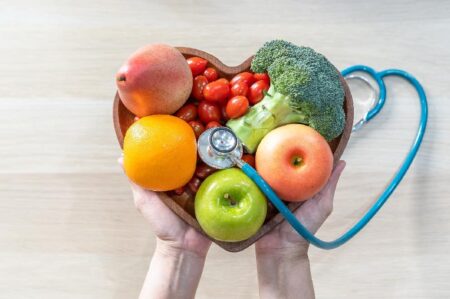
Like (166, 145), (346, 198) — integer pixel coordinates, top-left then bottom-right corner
(119, 158), (346, 299)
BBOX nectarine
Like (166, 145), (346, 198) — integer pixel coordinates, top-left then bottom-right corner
(116, 44), (192, 117)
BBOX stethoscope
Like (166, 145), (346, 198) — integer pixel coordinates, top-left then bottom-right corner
(197, 65), (428, 250)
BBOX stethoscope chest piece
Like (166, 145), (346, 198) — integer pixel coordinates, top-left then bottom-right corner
(197, 127), (243, 169)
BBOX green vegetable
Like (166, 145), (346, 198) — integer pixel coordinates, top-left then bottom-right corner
(227, 40), (345, 153)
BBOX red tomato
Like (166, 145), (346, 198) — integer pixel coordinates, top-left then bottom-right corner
(203, 80), (230, 103)
(249, 80), (269, 104)
(174, 186), (185, 195)
(230, 72), (255, 86)
(230, 81), (249, 97)
(203, 67), (218, 82)
(242, 154), (256, 168)
(253, 73), (270, 85)
(206, 121), (222, 129)
(188, 120), (205, 138)
(216, 78), (229, 86)
(221, 104), (229, 121)
(226, 96), (249, 119)
(192, 75), (208, 101)
(175, 103), (197, 122)
(195, 163), (217, 179)
(187, 57), (208, 76)
(198, 101), (221, 124)
(188, 176), (202, 193)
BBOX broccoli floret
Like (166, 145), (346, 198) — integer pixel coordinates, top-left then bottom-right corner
(309, 105), (346, 141)
(227, 40), (345, 153)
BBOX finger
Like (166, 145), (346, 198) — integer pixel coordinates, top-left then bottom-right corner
(290, 160), (346, 234)
(328, 160), (346, 193)
(311, 160), (346, 210)
(117, 156), (163, 213)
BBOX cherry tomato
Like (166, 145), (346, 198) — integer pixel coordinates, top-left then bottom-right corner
(253, 73), (270, 85)
(206, 121), (222, 129)
(230, 72), (255, 86)
(203, 67), (218, 82)
(203, 80), (230, 103)
(230, 81), (249, 97)
(221, 104), (229, 121)
(186, 57), (208, 76)
(188, 177), (202, 193)
(226, 96), (249, 119)
(195, 163), (217, 179)
(198, 101), (221, 124)
(188, 120), (205, 138)
(249, 80), (269, 104)
(216, 78), (229, 86)
(192, 75), (208, 101)
(175, 103), (197, 122)
(174, 186), (185, 195)
(242, 154), (256, 168)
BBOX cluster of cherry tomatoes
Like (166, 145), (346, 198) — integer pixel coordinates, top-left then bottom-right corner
(172, 56), (270, 195)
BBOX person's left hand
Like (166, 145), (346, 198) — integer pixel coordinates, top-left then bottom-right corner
(119, 157), (211, 258)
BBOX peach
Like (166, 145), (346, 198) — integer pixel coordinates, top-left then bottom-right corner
(116, 44), (192, 117)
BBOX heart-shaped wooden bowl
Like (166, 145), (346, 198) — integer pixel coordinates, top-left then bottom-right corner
(113, 47), (354, 252)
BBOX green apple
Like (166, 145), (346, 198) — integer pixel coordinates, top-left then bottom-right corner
(195, 168), (267, 242)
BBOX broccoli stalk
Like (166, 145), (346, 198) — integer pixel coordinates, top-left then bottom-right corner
(227, 85), (309, 153)
(226, 40), (345, 153)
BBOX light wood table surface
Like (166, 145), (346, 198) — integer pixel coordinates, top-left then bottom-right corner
(1, 1), (449, 298)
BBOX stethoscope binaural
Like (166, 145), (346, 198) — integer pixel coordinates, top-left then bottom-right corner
(197, 65), (428, 250)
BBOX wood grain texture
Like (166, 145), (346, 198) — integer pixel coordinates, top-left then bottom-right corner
(112, 47), (354, 252)
(1, 0), (450, 298)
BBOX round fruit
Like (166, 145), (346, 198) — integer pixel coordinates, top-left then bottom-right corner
(123, 115), (197, 191)
(203, 67), (218, 82)
(230, 81), (249, 97)
(195, 168), (267, 242)
(192, 75), (208, 101)
(203, 80), (230, 103)
(187, 57), (208, 76)
(226, 96), (249, 119)
(230, 72), (255, 86)
(176, 103), (197, 122)
(198, 101), (221, 124)
(253, 73), (270, 85)
(206, 121), (222, 129)
(255, 124), (333, 201)
(249, 80), (269, 104)
(242, 154), (256, 168)
(188, 120), (205, 138)
(116, 44), (192, 117)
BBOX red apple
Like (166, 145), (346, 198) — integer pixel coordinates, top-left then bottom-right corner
(255, 124), (333, 202)
(116, 44), (192, 117)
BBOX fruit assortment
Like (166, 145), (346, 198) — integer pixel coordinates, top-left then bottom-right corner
(169, 56), (270, 195)
(115, 40), (346, 243)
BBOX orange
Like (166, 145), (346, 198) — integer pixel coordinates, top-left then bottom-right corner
(123, 114), (197, 191)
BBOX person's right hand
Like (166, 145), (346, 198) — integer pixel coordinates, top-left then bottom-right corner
(254, 160), (346, 299)
(255, 160), (346, 258)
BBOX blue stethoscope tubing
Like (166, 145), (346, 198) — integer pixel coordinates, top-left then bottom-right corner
(240, 65), (428, 249)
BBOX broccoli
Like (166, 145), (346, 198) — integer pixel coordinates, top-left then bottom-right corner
(226, 40), (345, 153)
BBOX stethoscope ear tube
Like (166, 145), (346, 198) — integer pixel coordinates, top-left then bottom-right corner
(241, 66), (428, 249)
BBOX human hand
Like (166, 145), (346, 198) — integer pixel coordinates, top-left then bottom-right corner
(118, 157), (211, 258)
(255, 160), (346, 299)
(255, 160), (346, 257)
(119, 157), (211, 299)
